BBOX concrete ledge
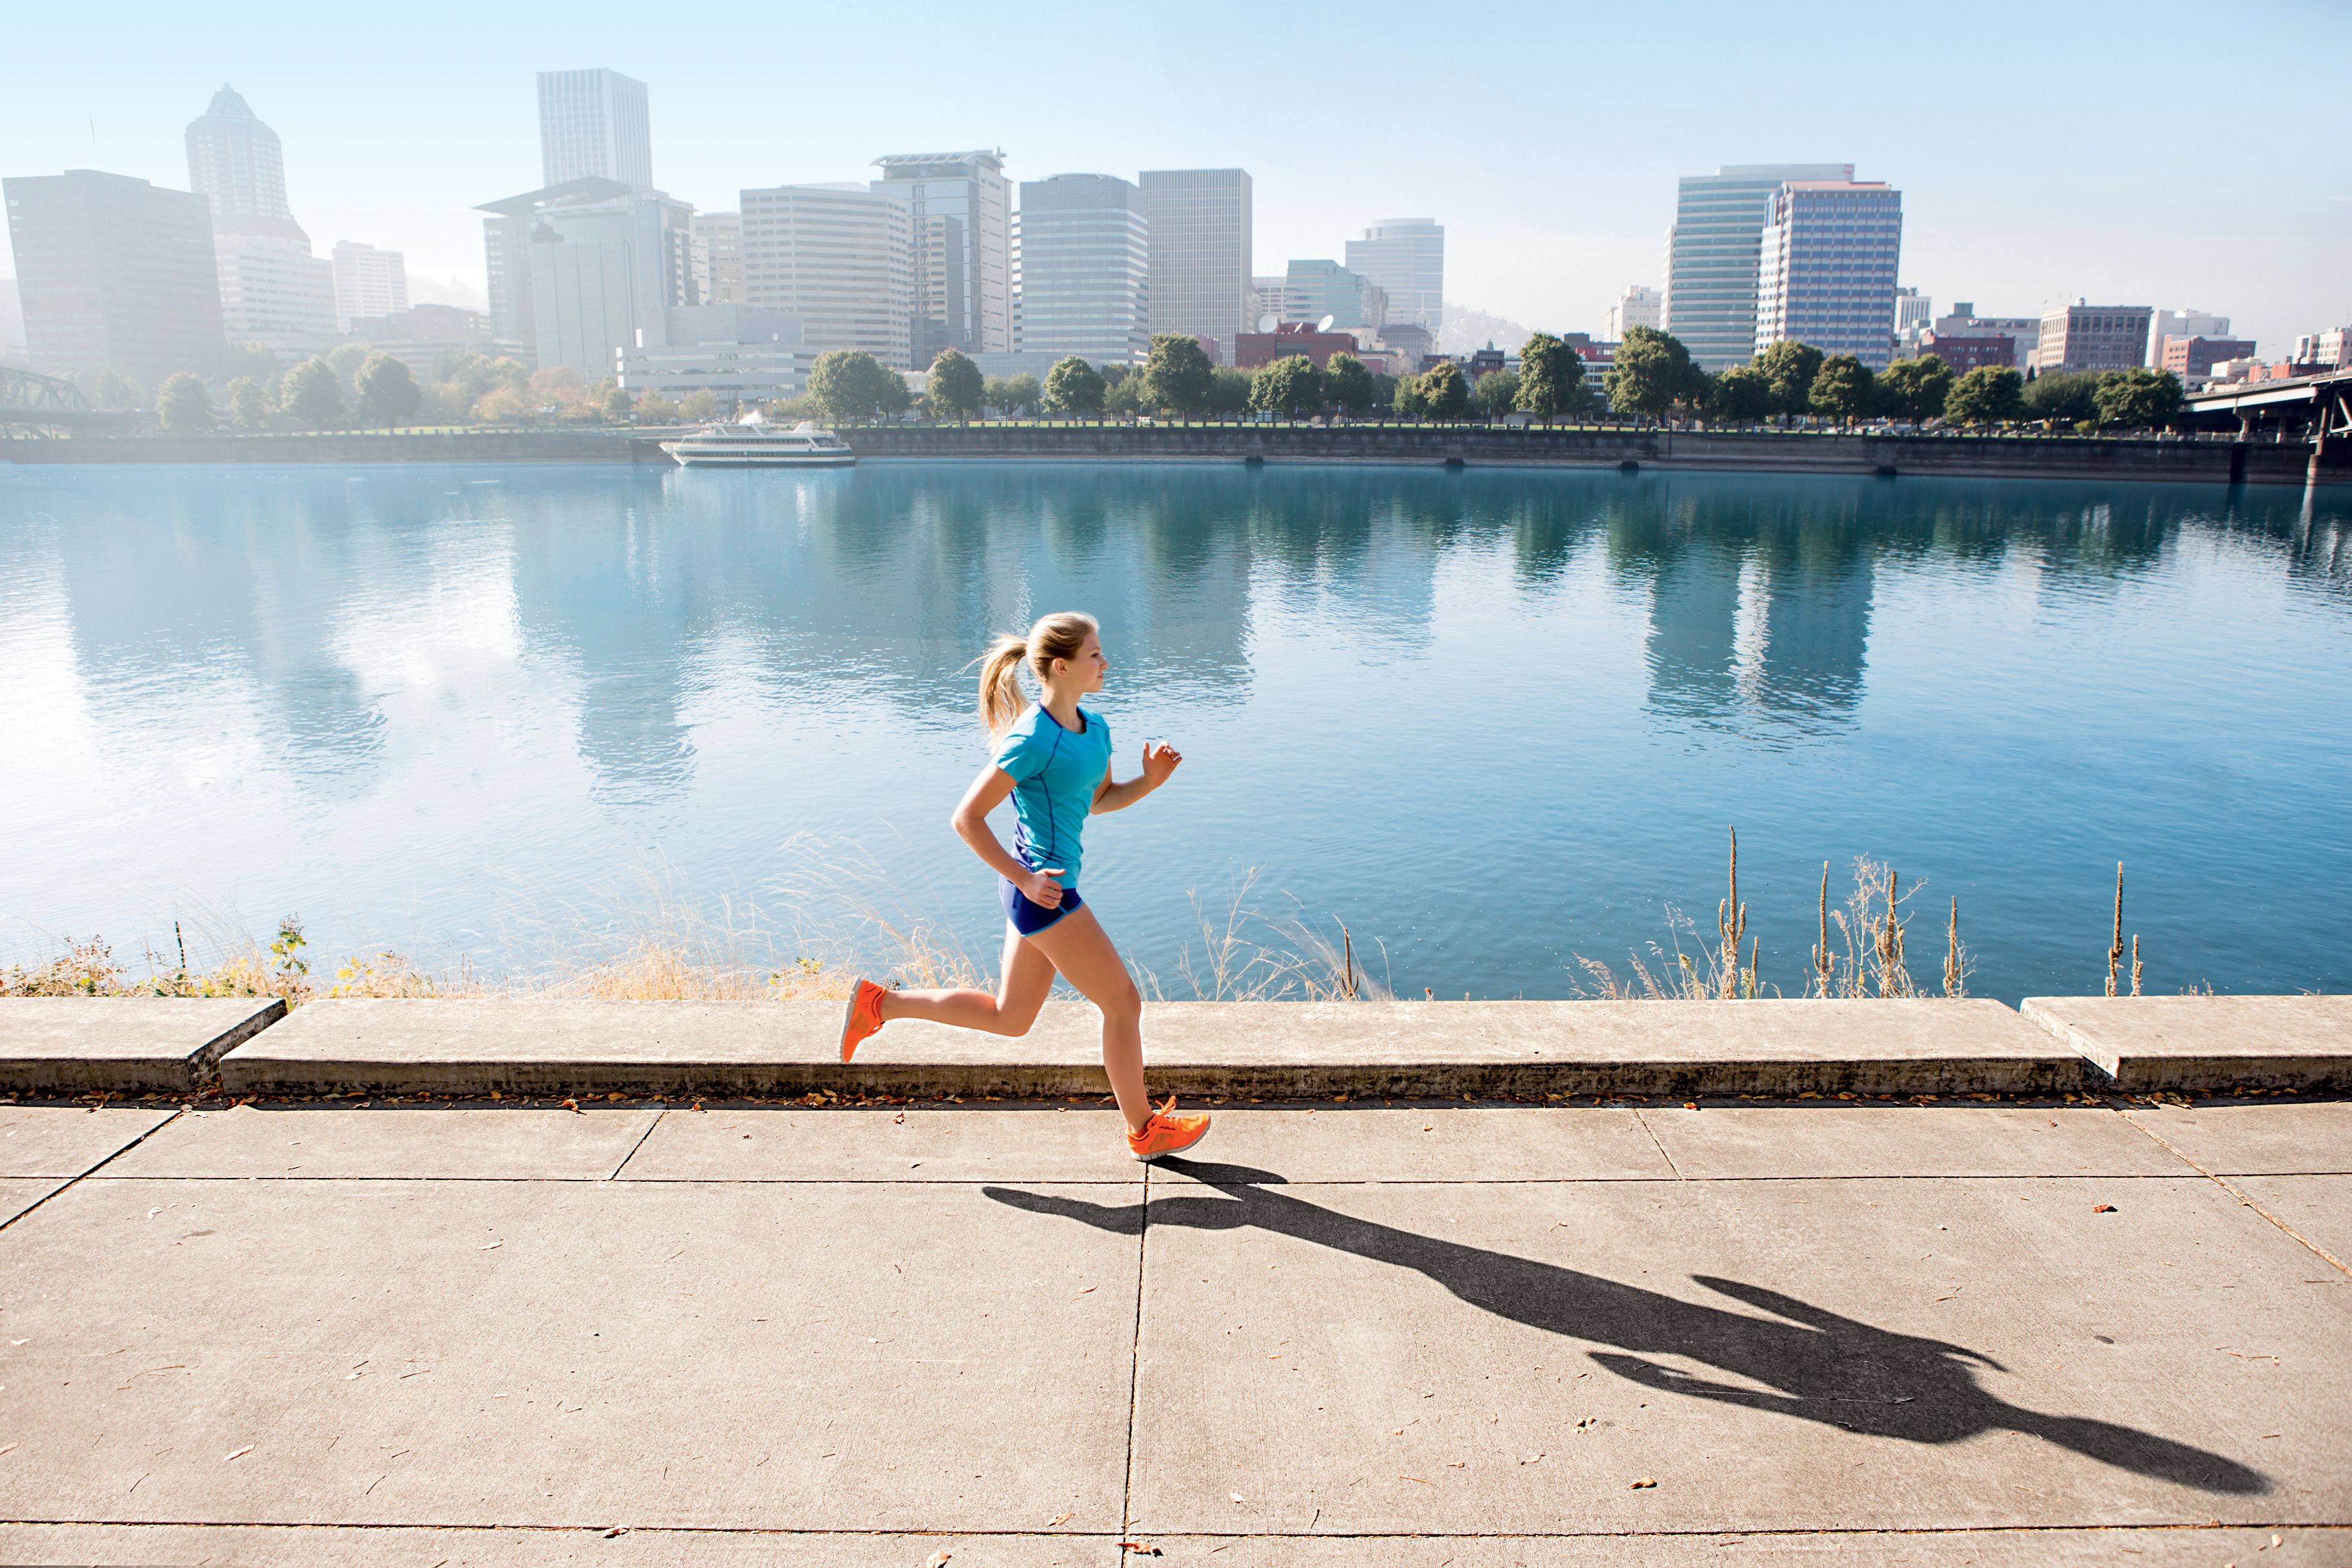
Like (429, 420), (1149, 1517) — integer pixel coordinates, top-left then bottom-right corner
(2021, 994), (2352, 1092)
(0, 998), (287, 1094)
(220, 997), (2083, 1099)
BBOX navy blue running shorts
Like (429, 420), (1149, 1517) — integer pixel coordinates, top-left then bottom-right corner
(1001, 877), (1082, 937)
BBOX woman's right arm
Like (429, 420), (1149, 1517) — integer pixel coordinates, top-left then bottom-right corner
(951, 765), (1066, 907)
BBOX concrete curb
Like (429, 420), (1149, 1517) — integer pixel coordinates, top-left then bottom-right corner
(0, 997), (287, 1094)
(2021, 994), (2352, 1092)
(217, 997), (2095, 1100)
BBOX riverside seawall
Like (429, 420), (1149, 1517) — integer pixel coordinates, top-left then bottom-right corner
(1, 424), (2339, 484)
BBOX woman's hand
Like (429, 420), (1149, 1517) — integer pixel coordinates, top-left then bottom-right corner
(1141, 739), (1183, 787)
(1020, 866), (1066, 908)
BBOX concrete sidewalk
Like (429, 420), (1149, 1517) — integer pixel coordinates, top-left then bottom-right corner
(0, 1099), (2345, 1566)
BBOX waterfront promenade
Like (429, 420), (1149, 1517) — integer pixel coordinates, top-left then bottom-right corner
(1, 996), (2347, 1564)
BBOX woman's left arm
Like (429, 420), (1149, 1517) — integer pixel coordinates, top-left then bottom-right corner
(1094, 741), (1182, 814)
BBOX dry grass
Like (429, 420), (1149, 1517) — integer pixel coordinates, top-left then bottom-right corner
(1145, 869), (1390, 1002)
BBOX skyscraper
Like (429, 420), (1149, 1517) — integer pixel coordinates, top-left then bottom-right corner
(1138, 168), (1252, 363)
(537, 69), (653, 191)
(1606, 284), (1661, 339)
(1752, 179), (1904, 369)
(1279, 259), (1384, 334)
(1344, 219), (1443, 336)
(693, 211), (744, 304)
(872, 151), (1011, 364)
(478, 176), (697, 374)
(185, 85), (336, 352)
(331, 241), (409, 332)
(3, 169), (227, 386)
(739, 182), (914, 367)
(1663, 164), (1853, 371)
(1012, 174), (1149, 365)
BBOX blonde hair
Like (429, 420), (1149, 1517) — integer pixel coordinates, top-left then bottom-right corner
(978, 611), (1099, 735)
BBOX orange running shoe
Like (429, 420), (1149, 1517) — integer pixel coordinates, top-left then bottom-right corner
(1126, 1097), (1212, 1162)
(839, 978), (888, 1064)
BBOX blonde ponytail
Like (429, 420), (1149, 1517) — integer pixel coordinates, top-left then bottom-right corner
(977, 634), (1029, 735)
(975, 611), (1100, 735)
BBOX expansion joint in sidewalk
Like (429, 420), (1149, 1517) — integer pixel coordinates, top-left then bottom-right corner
(2111, 1100), (2349, 1277)
(0, 1105), (186, 1235)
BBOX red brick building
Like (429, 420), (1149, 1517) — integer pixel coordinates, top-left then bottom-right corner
(1235, 321), (1360, 369)
(1916, 332), (2018, 374)
(2159, 335), (2258, 387)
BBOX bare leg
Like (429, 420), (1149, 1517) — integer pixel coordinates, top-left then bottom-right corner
(1025, 906), (1150, 1133)
(877, 922), (1055, 1036)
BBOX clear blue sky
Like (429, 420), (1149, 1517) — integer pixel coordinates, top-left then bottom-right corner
(5, 0), (2347, 352)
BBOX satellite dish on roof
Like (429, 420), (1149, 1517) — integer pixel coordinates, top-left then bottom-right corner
(1317, 314), (1336, 333)
(1257, 313), (1278, 333)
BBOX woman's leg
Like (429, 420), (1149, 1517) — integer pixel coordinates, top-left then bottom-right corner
(877, 922), (1057, 1036)
(1025, 905), (1150, 1133)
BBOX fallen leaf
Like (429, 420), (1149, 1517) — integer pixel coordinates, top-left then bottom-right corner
(1521, 1452), (1545, 1464)
(1399, 1473), (1432, 1485)
(606, 1092), (624, 1101)
(1118, 1543), (1161, 1556)
(224, 1445), (254, 1462)
(1630, 1476), (1657, 1489)
(561, 1099), (581, 1113)
(1230, 1490), (1246, 1502)
(925, 1552), (952, 1567)
(1683, 1101), (1698, 1110)
(0, 1443), (16, 1455)
(1046, 1511), (1072, 1527)
(478, 1241), (502, 1251)
(1445, 1460), (1465, 1468)
(602, 1528), (627, 1539)
(2093, 1203), (2116, 1214)
(1074, 1286), (1096, 1297)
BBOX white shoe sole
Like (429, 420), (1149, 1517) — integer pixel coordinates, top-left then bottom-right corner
(839, 985), (864, 1062)
(1129, 1124), (1210, 1162)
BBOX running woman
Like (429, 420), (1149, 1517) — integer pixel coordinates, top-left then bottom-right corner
(837, 611), (1211, 1162)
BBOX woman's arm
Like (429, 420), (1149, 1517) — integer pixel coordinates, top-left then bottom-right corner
(1093, 741), (1182, 815)
(952, 765), (1066, 905)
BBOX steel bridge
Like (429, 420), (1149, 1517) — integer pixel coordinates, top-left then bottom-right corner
(2182, 365), (2352, 484)
(0, 365), (148, 436)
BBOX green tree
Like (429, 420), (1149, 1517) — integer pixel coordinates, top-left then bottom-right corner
(2091, 367), (2183, 430)
(1514, 332), (1585, 421)
(221, 340), (277, 386)
(280, 358), (344, 426)
(981, 376), (1013, 414)
(325, 341), (374, 397)
(1708, 364), (1775, 422)
(1878, 355), (1954, 423)
(1808, 354), (1875, 424)
(1042, 356), (1106, 415)
(1323, 352), (1375, 414)
(1207, 366), (1251, 415)
(637, 393), (682, 423)
(1249, 354), (1324, 416)
(925, 349), (983, 420)
(225, 376), (271, 430)
(530, 365), (588, 406)
(1470, 367), (1520, 418)
(1606, 326), (1702, 421)
(354, 352), (422, 426)
(1002, 373), (1042, 416)
(1103, 371), (1145, 415)
(678, 389), (721, 421)
(604, 385), (636, 420)
(93, 368), (144, 411)
(2022, 369), (2098, 425)
(1754, 340), (1825, 419)
(1420, 359), (1469, 420)
(807, 350), (903, 422)
(1393, 371), (1429, 418)
(1943, 366), (2024, 426)
(154, 373), (214, 432)
(1141, 333), (1215, 415)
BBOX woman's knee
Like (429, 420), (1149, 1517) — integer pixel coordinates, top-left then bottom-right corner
(992, 998), (1044, 1036)
(1097, 979), (1142, 1027)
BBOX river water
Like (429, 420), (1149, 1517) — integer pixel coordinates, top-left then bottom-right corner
(3, 460), (2348, 1002)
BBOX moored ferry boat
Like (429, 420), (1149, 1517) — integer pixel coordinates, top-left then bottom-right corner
(660, 413), (855, 468)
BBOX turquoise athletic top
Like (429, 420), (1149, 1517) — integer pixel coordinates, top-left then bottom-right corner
(990, 704), (1111, 885)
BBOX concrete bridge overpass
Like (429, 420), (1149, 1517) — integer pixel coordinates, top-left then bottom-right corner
(2183, 365), (2352, 485)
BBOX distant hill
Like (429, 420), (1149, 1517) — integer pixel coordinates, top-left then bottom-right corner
(1438, 304), (1535, 356)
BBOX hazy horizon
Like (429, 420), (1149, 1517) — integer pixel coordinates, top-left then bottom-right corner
(5, 0), (2347, 354)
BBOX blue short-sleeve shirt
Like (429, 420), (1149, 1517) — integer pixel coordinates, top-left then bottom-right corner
(990, 705), (1111, 885)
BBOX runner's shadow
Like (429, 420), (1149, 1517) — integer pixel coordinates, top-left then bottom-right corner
(983, 1162), (2268, 1497)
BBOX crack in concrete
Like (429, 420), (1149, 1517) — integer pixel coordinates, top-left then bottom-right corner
(2111, 1101), (2349, 1277)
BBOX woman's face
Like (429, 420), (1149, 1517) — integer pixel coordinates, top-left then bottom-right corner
(1056, 631), (1108, 694)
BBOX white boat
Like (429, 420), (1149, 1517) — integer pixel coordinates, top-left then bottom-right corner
(660, 411), (855, 468)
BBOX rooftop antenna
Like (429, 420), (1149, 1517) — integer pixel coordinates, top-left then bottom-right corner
(1317, 313), (1336, 332)
(1256, 313), (1278, 333)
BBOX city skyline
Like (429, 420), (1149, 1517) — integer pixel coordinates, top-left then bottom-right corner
(1, 1), (2346, 358)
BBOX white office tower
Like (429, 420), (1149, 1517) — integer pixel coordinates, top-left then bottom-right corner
(184, 85), (336, 353)
(1279, 260), (1384, 333)
(1012, 174), (1149, 365)
(1752, 178), (1904, 369)
(871, 151), (1012, 364)
(537, 69), (653, 191)
(1606, 284), (1661, 339)
(332, 241), (410, 332)
(740, 183), (914, 367)
(1891, 287), (1931, 358)
(480, 177), (698, 374)
(1138, 168), (1252, 363)
(1663, 164), (1854, 371)
(693, 212), (744, 304)
(1344, 219), (1443, 336)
